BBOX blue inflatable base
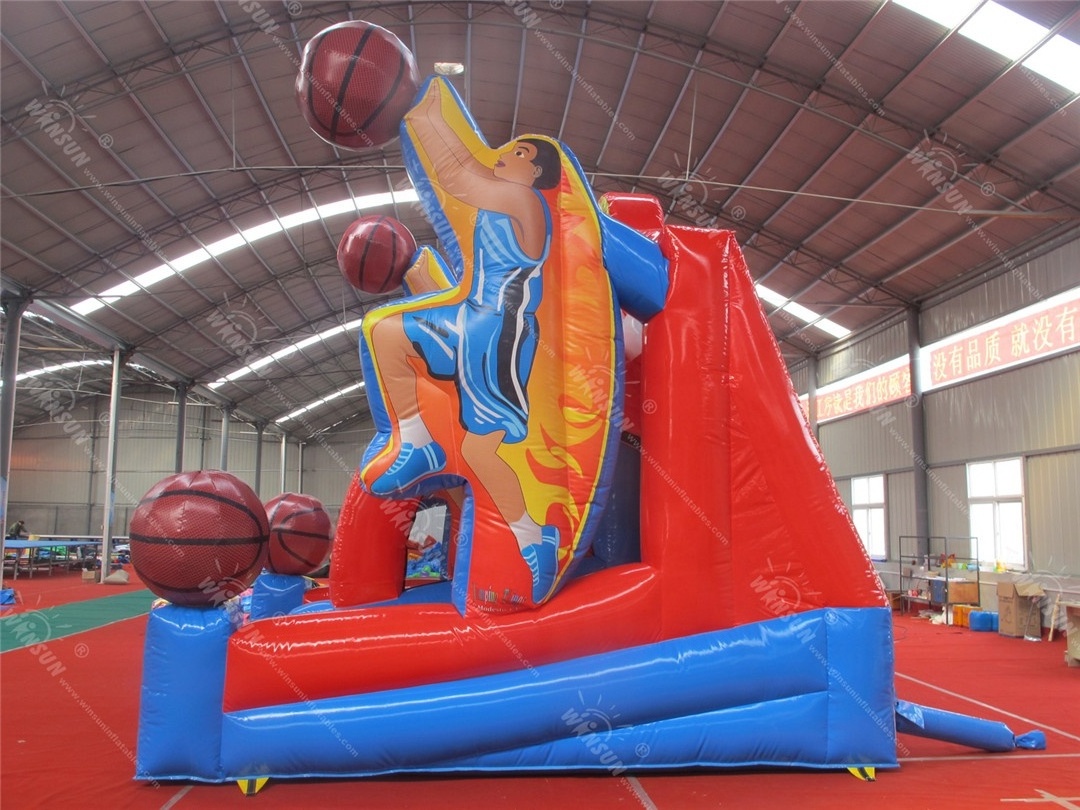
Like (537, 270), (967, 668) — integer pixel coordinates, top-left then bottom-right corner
(136, 606), (900, 781)
(249, 573), (308, 620)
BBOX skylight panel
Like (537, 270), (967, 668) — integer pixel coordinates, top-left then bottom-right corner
(891, 0), (979, 30)
(894, 0), (1079, 95)
(317, 199), (362, 219)
(814, 317), (853, 340)
(1023, 35), (1080, 93)
(241, 220), (284, 243)
(69, 189), (423, 318)
(269, 344), (300, 362)
(206, 233), (247, 257)
(275, 381), (365, 424)
(294, 334), (326, 351)
(959, 2), (1045, 60)
(779, 300), (820, 325)
(168, 249), (211, 273)
(97, 280), (139, 304)
(754, 284), (851, 338)
(278, 209), (321, 230)
(755, 285), (788, 308)
(356, 192), (398, 209)
(209, 320), (364, 389)
(135, 265), (177, 287)
(15, 358), (111, 381)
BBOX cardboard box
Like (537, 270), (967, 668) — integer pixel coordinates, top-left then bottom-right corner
(997, 580), (1044, 638)
(81, 569), (96, 582)
(1064, 603), (1080, 667)
(950, 579), (979, 604)
(929, 577), (980, 605)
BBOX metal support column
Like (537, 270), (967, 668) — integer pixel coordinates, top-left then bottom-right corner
(807, 355), (820, 441)
(1, 294), (30, 566)
(907, 307), (931, 561)
(100, 348), (124, 584)
(279, 432), (287, 494)
(253, 422), (265, 497)
(173, 382), (188, 473)
(297, 442), (305, 492)
(219, 406), (232, 471)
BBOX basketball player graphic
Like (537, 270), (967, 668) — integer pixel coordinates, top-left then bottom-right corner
(361, 80), (561, 603)
(359, 76), (667, 611)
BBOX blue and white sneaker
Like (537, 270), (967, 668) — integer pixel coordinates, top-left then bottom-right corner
(370, 441), (447, 496)
(522, 526), (560, 603)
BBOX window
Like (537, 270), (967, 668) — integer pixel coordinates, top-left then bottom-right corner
(967, 458), (1025, 568)
(851, 474), (887, 560)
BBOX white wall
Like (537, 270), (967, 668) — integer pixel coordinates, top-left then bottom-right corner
(814, 237), (1080, 605)
(6, 389), (302, 535)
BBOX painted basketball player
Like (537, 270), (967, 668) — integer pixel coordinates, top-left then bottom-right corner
(360, 79), (562, 602)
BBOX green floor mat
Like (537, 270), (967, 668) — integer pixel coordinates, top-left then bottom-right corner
(0, 589), (154, 652)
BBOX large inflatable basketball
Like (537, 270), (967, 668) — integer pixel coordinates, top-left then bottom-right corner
(296, 20), (420, 150)
(264, 492), (333, 576)
(129, 470), (269, 607)
(337, 215), (416, 293)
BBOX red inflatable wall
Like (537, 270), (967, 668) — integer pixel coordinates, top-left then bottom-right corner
(640, 224), (885, 640)
(330, 471), (418, 607)
(228, 211), (885, 712)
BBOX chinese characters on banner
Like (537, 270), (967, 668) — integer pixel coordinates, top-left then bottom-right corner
(815, 359), (911, 424)
(797, 286), (1080, 426)
(923, 294), (1079, 390)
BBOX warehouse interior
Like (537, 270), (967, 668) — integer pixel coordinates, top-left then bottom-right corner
(2, 1), (1079, 807)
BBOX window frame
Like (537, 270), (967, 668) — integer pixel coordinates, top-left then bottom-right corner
(966, 457), (1026, 568)
(850, 473), (888, 561)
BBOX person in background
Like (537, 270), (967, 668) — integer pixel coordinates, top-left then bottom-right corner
(6, 519), (28, 539)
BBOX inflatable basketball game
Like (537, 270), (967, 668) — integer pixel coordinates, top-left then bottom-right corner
(133, 20), (1044, 792)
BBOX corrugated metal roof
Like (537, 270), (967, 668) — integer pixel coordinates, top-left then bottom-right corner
(2, 0), (1078, 437)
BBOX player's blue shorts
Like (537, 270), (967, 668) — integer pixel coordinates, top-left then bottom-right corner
(402, 261), (542, 443)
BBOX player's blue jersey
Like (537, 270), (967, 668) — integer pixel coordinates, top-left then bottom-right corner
(402, 201), (551, 442)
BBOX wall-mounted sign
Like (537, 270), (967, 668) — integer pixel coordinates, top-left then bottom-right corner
(799, 286), (1080, 425)
(815, 355), (911, 424)
(919, 286), (1080, 392)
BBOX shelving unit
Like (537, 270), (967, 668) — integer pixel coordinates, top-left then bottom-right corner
(898, 535), (981, 623)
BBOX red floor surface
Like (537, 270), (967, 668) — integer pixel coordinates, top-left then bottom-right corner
(2, 609), (1078, 809)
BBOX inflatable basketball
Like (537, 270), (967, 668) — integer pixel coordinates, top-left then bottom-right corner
(296, 20), (420, 150)
(265, 493), (333, 576)
(337, 215), (416, 293)
(129, 470), (269, 607)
